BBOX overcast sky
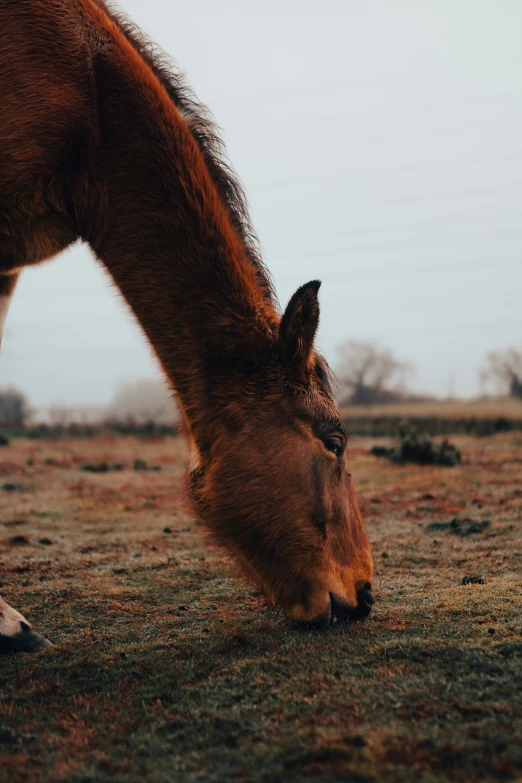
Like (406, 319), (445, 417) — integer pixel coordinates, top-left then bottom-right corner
(2, 0), (522, 408)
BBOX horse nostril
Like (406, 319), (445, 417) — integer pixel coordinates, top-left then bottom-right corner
(329, 585), (375, 624)
(356, 581), (375, 611)
(357, 587), (375, 610)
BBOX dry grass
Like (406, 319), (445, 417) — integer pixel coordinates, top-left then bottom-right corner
(341, 397), (522, 420)
(0, 433), (521, 782)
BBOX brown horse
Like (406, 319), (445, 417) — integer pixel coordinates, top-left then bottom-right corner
(0, 0), (374, 652)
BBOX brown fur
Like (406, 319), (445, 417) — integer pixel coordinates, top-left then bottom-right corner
(0, 0), (373, 636)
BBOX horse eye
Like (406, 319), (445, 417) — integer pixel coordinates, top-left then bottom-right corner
(315, 360), (328, 385)
(323, 436), (344, 456)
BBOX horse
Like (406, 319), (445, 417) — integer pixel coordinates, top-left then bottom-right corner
(0, 0), (374, 653)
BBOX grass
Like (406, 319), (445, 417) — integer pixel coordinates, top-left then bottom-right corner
(0, 433), (521, 782)
(340, 397), (522, 420)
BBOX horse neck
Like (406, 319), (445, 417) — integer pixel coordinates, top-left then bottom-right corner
(81, 19), (278, 448)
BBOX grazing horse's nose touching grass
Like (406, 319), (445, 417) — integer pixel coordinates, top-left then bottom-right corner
(293, 584), (375, 630)
(357, 584), (376, 615)
(329, 585), (375, 625)
(0, 627), (53, 654)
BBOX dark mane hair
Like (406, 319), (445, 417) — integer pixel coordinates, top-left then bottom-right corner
(94, 1), (275, 303)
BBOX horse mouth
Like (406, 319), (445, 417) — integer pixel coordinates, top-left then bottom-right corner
(0, 629), (53, 654)
(329, 588), (375, 624)
(292, 587), (375, 630)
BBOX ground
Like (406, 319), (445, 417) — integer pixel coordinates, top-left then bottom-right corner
(340, 398), (522, 420)
(0, 432), (521, 782)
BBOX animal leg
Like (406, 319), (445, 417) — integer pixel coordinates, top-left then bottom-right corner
(0, 272), (19, 349)
(0, 595), (53, 654)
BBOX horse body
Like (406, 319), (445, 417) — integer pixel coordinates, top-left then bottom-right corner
(0, 0), (374, 652)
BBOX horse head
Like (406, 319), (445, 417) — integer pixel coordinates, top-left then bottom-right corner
(190, 280), (374, 627)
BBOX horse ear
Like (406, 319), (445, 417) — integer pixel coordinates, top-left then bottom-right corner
(279, 280), (321, 363)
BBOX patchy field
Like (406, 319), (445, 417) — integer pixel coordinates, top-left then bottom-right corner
(0, 433), (521, 782)
(341, 398), (522, 421)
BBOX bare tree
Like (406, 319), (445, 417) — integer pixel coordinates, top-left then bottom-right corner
(0, 387), (30, 426)
(335, 341), (413, 405)
(480, 347), (522, 398)
(106, 378), (180, 424)
(49, 405), (73, 428)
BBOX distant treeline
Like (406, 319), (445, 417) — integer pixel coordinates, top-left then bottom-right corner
(0, 420), (180, 441)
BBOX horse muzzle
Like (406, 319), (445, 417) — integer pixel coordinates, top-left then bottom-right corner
(0, 629), (53, 654)
(330, 585), (375, 622)
(288, 583), (375, 630)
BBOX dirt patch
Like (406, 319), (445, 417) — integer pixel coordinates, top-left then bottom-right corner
(371, 428), (461, 466)
(0, 433), (520, 782)
(426, 518), (491, 535)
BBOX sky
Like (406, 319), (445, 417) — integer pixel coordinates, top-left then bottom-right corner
(2, 0), (522, 409)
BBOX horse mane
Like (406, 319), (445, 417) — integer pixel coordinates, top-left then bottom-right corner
(93, 1), (275, 304)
